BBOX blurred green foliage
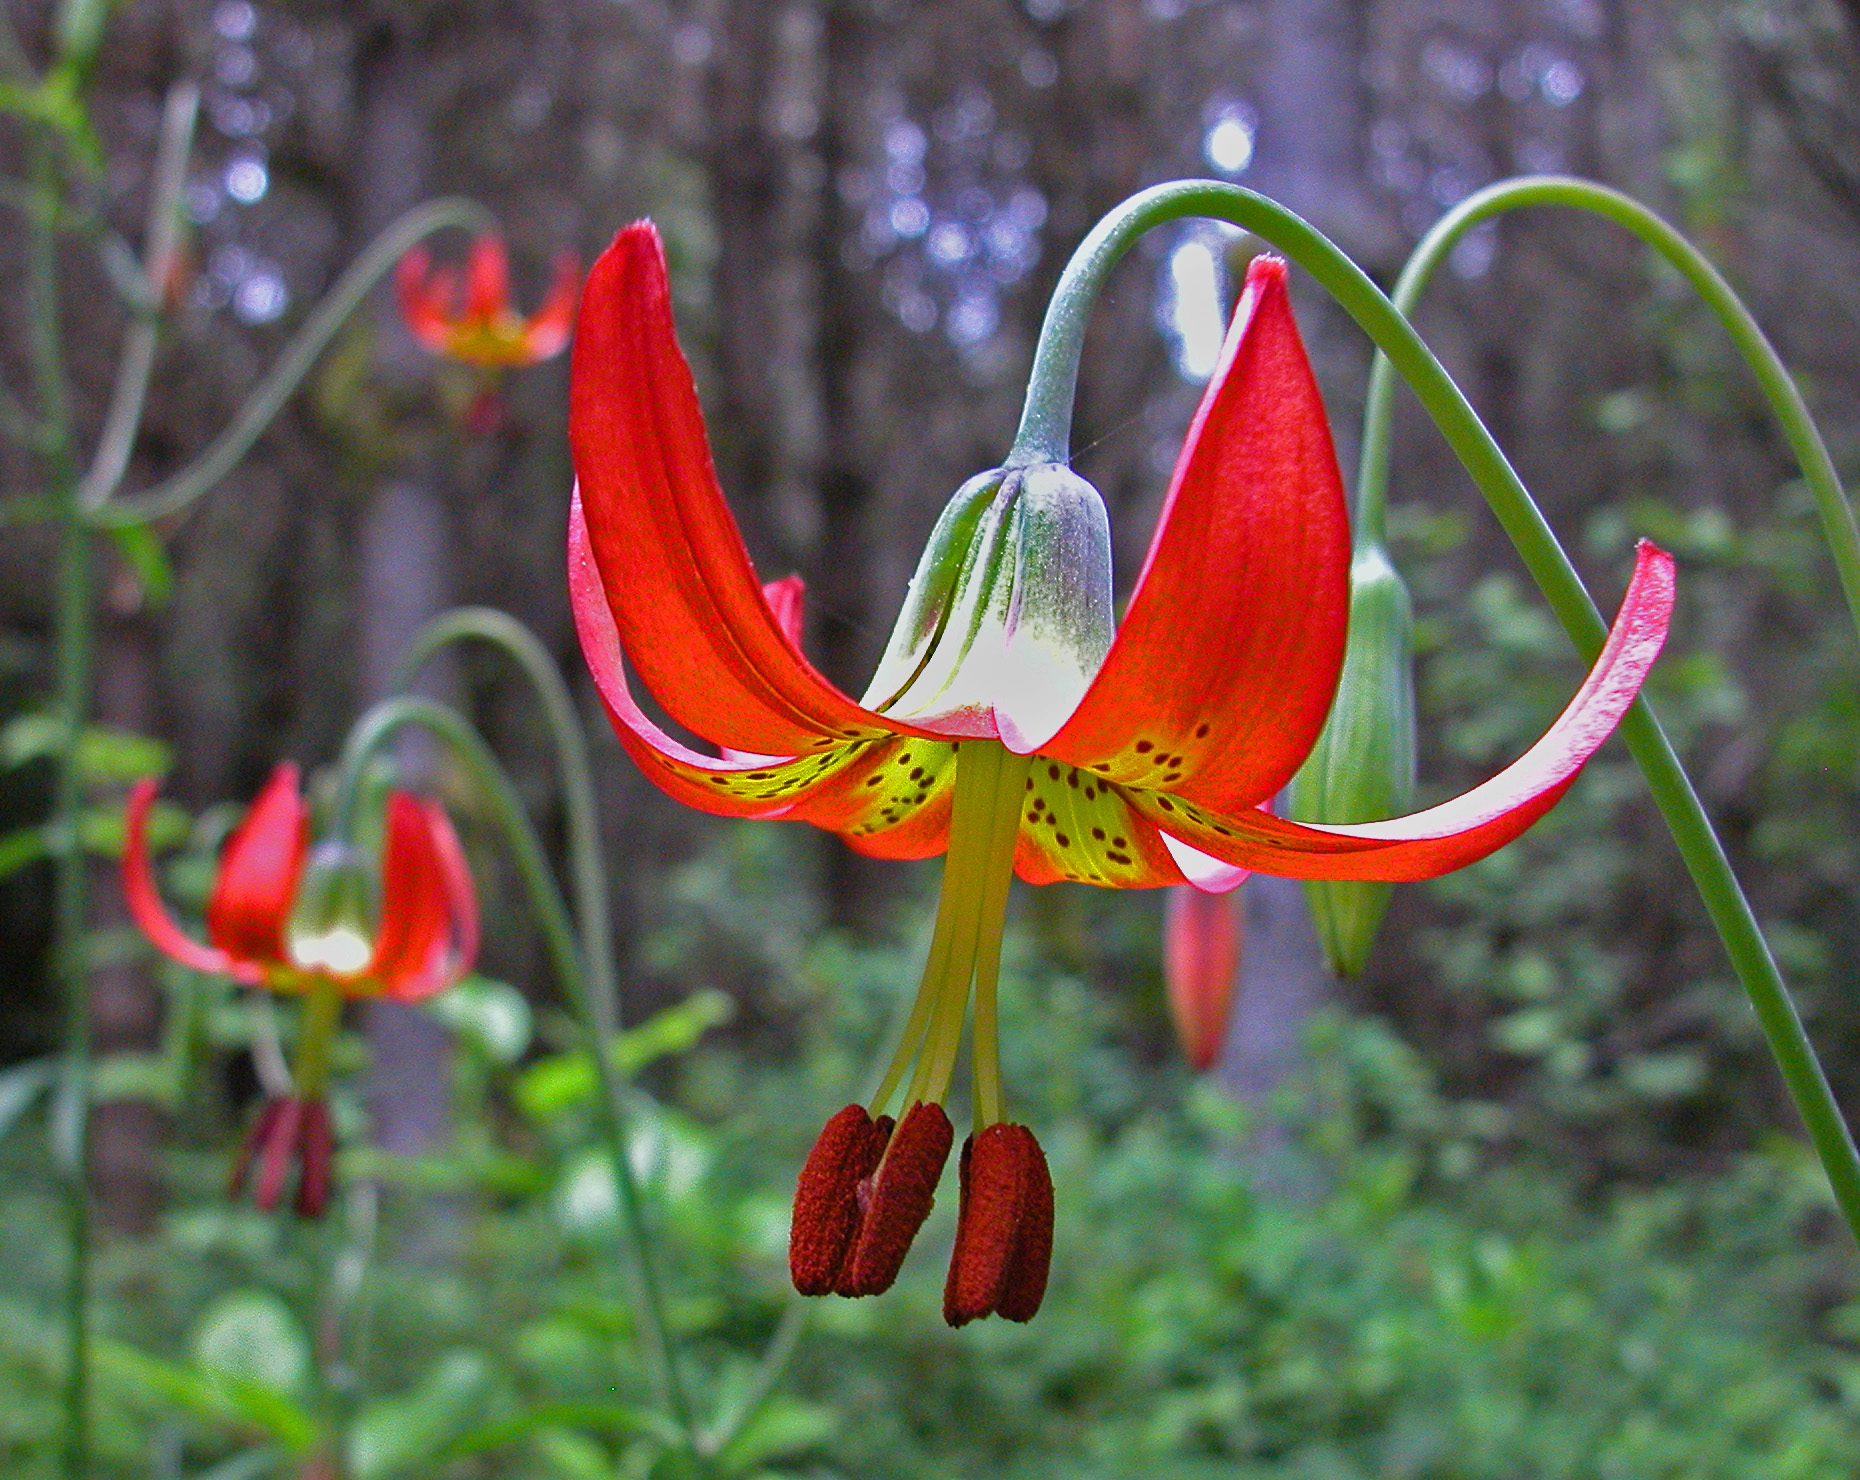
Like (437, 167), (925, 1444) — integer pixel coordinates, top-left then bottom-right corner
(4, 825), (1857, 1478)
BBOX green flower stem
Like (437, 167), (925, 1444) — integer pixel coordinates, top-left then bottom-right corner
(1353, 175), (1860, 627)
(332, 697), (697, 1447)
(88, 196), (496, 527)
(291, 979), (345, 1101)
(73, 81), (196, 512)
(391, 607), (621, 1034)
(26, 111), (93, 1479)
(1014, 179), (1860, 1245)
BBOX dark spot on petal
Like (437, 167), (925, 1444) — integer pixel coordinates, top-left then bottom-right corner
(1156, 798), (1174, 811)
(1047, 764), (1061, 780)
(1066, 772), (1079, 788)
(1091, 827), (1105, 840)
(1134, 740), (1153, 754)
(1194, 724), (1210, 738)
(1056, 834), (1069, 848)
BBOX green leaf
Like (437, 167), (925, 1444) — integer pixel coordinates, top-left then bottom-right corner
(426, 974), (532, 1063)
(0, 713), (171, 783)
(716, 1396), (837, 1474)
(346, 1350), (494, 1480)
(192, 1290), (313, 1400)
(514, 990), (734, 1122)
(0, 828), (49, 882)
(0, 1059), (53, 1143)
(106, 522), (174, 608)
(55, 0), (116, 68)
(429, 1401), (672, 1466)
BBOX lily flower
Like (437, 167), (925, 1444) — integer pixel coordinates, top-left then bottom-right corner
(568, 222), (1675, 1322)
(123, 763), (477, 1215)
(396, 232), (579, 371)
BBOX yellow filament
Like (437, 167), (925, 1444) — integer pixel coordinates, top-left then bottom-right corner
(868, 739), (1029, 1119)
(969, 748), (1030, 1126)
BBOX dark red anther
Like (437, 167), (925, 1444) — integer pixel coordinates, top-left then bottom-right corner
(253, 1095), (304, 1212)
(789, 1104), (893, 1296)
(841, 1101), (953, 1297)
(995, 1129), (1053, 1322)
(228, 1097), (284, 1201)
(943, 1122), (1053, 1326)
(229, 1094), (337, 1219)
(295, 1096), (335, 1218)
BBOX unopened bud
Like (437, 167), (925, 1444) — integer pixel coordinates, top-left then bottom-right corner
(1289, 543), (1416, 977)
(286, 842), (378, 977)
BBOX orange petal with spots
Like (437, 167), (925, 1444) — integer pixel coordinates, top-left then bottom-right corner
(1042, 256), (1352, 814)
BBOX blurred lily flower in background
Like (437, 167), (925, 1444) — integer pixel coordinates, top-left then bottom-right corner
(122, 763), (477, 1215)
(396, 231), (579, 370)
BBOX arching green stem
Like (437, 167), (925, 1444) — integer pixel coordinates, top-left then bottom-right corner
(331, 697), (697, 1446)
(88, 196), (496, 527)
(391, 607), (621, 1034)
(1014, 179), (1860, 1246)
(1354, 175), (1860, 625)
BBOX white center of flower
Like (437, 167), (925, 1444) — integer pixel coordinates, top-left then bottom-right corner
(289, 925), (373, 977)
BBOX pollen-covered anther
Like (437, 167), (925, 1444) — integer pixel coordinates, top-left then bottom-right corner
(943, 1122), (1054, 1326)
(789, 1104), (894, 1296)
(230, 1094), (337, 1219)
(839, 1101), (954, 1297)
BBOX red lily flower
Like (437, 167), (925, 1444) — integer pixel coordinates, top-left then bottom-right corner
(123, 763), (477, 1214)
(396, 232), (579, 370)
(568, 221), (1675, 1321)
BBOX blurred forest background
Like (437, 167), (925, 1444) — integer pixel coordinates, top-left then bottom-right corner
(6, 0), (1860, 1476)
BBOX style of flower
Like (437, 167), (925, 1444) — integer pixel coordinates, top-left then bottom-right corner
(1163, 884), (1245, 1073)
(396, 232), (579, 370)
(123, 763), (477, 1216)
(567, 221), (1675, 1323)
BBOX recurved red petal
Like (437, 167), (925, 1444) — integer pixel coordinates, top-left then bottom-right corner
(206, 763), (307, 968)
(1043, 256), (1352, 815)
(123, 778), (256, 981)
(569, 222), (901, 756)
(395, 247), (453, 353)
(570, 491), (917, 831)
(519, 249), (580, 363)
(368, 794), (474, 1003)
(1125, 541), (1676, 882)
(465, 233), (512, 322)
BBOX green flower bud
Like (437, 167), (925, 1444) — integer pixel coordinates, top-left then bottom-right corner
(286, 842), (378, 978)
(1289, 542), (1417, 977)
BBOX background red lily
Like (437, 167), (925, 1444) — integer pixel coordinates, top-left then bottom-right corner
(397, 231), (579, 370)
(123, 762), (478, 1002)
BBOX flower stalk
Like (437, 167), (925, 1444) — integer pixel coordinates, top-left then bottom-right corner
(1014, 177), (1860, 1244)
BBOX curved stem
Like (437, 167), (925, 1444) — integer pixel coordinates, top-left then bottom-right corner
(73, 81), (196, 512)
(391, 607), (620, 1033)
(1016, 179), (1860, 1245)
(332, 698), (697, 1443)
(698, 1298), (809, 1459)
(1354, 175), (1860, 631)
(88, 197), (496, 527)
